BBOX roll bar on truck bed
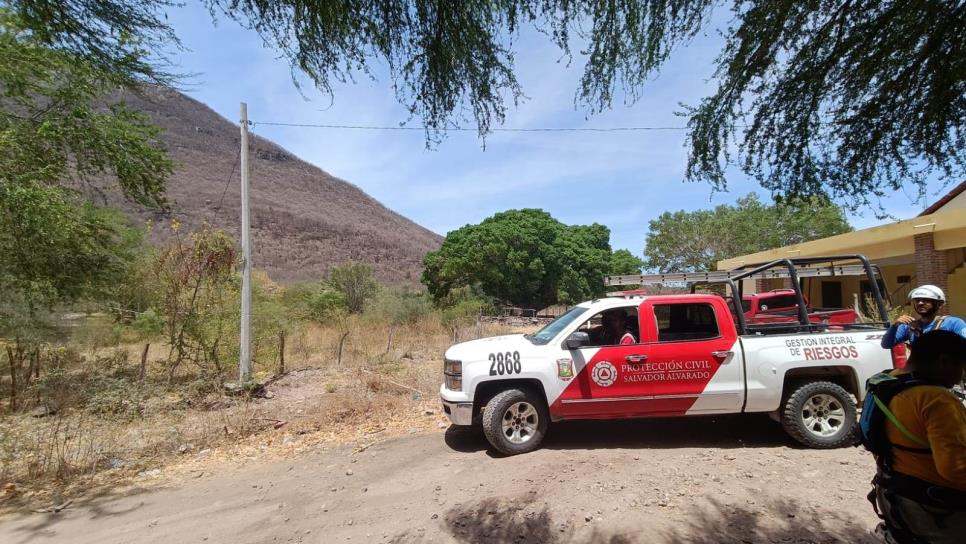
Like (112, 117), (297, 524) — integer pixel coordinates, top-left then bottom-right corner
(604, 255), (890, 336)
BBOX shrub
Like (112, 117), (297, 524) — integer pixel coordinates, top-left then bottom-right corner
(130, 308), (164, 338)
(369, 290), (434, 352)
(153, 226), (238, 384)
(328, 262), (378, 313)
(305, 286), (347, 321)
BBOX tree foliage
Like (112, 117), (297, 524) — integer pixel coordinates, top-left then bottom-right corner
(372, 290), (433, 328)
(207, 0), (964, 203)
(0, 193), (142, 312)
(643, 194), (852, 273)
(302, 285), (348, 322)
(609, 249), (644, 275)
(7, 2), (962, 203)
(0, 8), (173, 324)
(683, 1), (966, 207)
(422, 209), (612, 309)
(0, 8), (171, 204)
(4, 0), (180, 85)
(327, 262), (379, 314)
(153, 227), (238, 381)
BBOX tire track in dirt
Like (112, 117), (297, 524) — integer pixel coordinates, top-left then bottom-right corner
(1, 415), (881, 544)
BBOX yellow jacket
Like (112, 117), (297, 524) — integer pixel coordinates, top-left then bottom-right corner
(887, 376), (966, 491)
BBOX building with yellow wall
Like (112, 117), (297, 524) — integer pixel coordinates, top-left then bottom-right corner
(718, 181), (966, 316)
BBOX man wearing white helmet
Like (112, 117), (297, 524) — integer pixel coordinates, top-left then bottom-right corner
(881, 285), (966, 349)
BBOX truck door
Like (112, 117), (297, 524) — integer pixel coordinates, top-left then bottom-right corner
(636, 298), (744, 414)
(552, 304), (656, 419)
(552, 298), (743, 418)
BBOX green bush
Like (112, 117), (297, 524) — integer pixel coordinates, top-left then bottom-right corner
(371, 290), (433, 326)
(305, 287), (347, 321)
(130, 308), (164, 338)
(328, 262), (378, 313)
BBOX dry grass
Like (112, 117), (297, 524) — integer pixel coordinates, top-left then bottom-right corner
(0, 317), (532, 511)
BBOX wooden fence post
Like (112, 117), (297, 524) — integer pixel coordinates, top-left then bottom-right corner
(278, 332), (285, 375)
(337, 331), (350, 366)
(7, 345), (17, 412)
(139, 343), (150, 382)
(385, 326), (395, 354)
(34, 348), (41, 406)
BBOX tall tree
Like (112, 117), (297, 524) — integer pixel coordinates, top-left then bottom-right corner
(609, 249), (644, 275)
(7, 1), (964, 204)
(643, 194), (852, 272)
(422, 209), (612, 309)
(0, 7), (173, 325)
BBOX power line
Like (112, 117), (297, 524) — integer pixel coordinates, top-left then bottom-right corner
(210, 153), (239, 221)
(252, 121), (688, 132)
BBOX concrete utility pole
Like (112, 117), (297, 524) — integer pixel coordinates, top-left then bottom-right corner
(239, 103), (252, 382)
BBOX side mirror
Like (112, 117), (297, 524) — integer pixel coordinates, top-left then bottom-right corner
(564, 331), (591, 350)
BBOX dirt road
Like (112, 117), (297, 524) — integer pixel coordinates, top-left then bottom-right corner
(1, 415), (883, 544)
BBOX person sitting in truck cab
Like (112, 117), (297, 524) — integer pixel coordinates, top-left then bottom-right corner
(881, 285), (966, 349)
(590, 308), (637, 346)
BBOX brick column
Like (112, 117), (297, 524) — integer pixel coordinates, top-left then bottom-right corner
(913, 232), (949, 314)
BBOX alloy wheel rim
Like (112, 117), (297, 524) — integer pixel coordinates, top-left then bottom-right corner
(501, 401), (539, 444)
(801, 393), (846, 437)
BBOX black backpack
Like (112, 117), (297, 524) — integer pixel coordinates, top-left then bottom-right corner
(859, 372), (931, 468)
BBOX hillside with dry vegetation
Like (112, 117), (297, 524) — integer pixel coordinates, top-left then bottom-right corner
(105, 86), (441, 284)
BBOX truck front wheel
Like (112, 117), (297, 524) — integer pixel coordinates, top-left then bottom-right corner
(781, 381), (857, 449)
(481, 388), (549, 455)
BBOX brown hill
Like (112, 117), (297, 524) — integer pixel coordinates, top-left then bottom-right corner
(108, 86), (441, 284)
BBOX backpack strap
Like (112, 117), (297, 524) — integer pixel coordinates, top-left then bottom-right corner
(871, 393), (931, 450)
(931, 315), (946, 331)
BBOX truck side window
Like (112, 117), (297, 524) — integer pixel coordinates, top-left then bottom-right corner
(653, 303), (720, 342)
(763, 295), (798, 310)
(576, 307), (639, 346)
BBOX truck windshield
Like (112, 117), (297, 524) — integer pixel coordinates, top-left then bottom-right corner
(529, 306), (588, 345)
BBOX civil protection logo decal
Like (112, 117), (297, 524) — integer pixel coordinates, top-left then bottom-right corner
(591, 361), (617, 387)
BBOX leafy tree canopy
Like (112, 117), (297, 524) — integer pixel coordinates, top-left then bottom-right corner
(7, 1), (963, 205)
(209, 1), (964, 206)
(422, 209), (616, 309)
(4, 0), (180, 85)
(0, 8), (173, 324)
(643, 193), (852, 273)
(609, 249), (644, 276)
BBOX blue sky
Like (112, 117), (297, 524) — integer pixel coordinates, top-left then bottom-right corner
(165, 4), (939, 256)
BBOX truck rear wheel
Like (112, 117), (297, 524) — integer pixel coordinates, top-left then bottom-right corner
(781, 381), (857, 449)
(481, 388), (549, 455)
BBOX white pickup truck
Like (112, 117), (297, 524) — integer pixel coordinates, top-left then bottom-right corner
(440, 256), (901, 455)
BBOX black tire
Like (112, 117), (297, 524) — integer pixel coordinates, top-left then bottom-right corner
(481, 388), (549, 455)
(781, 381), (857, 448)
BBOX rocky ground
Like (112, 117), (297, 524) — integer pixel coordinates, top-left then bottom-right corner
(1, 414), (884, 544)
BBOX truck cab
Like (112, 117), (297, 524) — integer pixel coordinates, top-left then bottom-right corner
(743, 289), (859, 326)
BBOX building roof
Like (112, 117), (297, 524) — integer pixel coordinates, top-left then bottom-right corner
(717, 206), (966, 270)
(920, 179), (966, 216)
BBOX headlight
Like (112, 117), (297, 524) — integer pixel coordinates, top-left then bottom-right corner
(445, 374), (462, 391)
(443, 358), (462, 375)
(444, 358), (462, 391)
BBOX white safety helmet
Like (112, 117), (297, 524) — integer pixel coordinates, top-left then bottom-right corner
(908, 284), (946, 303)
